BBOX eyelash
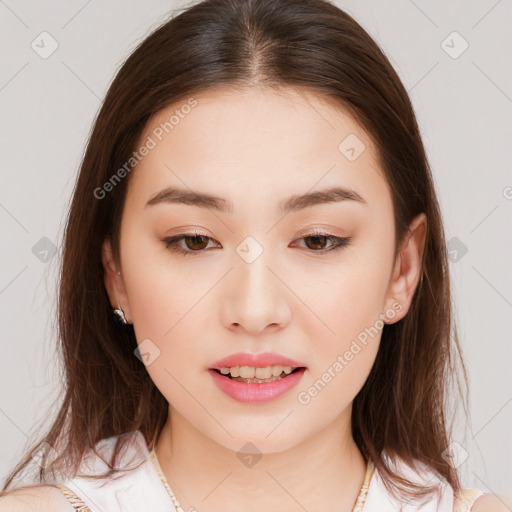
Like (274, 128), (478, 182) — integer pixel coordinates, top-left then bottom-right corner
(162, 230), (352, 256)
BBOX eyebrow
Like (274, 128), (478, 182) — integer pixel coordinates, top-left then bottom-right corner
(144, 185), (367, 214)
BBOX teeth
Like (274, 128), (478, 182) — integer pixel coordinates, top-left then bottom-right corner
(219, 365), (295, 379)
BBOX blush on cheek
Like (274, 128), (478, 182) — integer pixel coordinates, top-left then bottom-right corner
(322, 290), (384, 348)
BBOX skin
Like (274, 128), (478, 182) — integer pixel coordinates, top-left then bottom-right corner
(101, 86), (427, 512)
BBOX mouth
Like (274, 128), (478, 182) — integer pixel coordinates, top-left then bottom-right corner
(208, 353), (308, 402)
(208, 364), (307, 403)
(211, 366), (306, 384)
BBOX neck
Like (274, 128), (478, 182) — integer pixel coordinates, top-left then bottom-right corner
(154, 405), (367, 512)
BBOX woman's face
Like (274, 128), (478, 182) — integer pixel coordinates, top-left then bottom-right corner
(103, 86), (425, 453)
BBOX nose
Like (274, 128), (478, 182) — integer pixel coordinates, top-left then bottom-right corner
(220, 251), (291, 335)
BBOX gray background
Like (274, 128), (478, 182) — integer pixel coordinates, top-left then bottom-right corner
(1, 0), (511, 501)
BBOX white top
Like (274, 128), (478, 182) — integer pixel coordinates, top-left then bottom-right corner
(53, 430), (483, 511)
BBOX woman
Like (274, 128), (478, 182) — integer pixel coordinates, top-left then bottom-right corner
(1, 0), (508, 510)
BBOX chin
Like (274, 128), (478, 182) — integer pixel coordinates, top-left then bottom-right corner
(205, 421), (306, 455)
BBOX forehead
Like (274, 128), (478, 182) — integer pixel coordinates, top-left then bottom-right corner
(127, 86), (390, 216)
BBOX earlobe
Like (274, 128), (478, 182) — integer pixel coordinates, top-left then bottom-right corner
(384, 213), (427, 324)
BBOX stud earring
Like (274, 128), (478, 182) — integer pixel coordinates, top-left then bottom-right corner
(113, 305), (128, 325)
(112, 273), (128, 325)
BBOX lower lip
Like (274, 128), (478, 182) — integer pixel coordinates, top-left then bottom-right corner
(208, 368), (306, 403)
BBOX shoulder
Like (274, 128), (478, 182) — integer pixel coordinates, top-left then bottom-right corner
(0, 485), (74, 511)
(469, 492), (512, 511)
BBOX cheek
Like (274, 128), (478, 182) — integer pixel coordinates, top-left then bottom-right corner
(295, 271), (385, 416)
(126, 263), (210, 405)
(121, 226), (201, 332)
(120, 236), (207, 391)
(296, 239), (392, 402)
(305, 253), (391, 345)
(128, 266), (208, 365)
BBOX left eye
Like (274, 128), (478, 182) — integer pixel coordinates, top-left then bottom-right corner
(162, 232), (352, 256)
(294, 233), (352, 252)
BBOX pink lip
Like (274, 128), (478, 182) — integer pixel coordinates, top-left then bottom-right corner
(208, 367), (307, 403)
(209, 352), (307, 370)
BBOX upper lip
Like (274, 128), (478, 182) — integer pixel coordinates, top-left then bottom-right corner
(209, 352), (307, 370)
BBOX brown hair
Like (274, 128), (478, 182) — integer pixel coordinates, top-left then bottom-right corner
(1, 0), (469, 503)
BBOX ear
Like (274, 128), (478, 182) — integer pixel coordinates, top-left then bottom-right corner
(101, 237), (132, 324)
(383, 213), (427, 324)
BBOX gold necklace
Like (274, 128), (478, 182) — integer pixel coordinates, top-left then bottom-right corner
(150, 450), (185, 512)
(149, 448), (374, 512)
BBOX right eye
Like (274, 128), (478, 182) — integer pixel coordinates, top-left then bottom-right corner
(162, 233), (220, 256)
